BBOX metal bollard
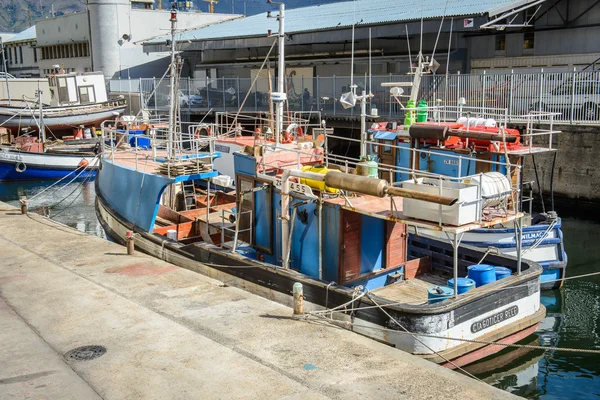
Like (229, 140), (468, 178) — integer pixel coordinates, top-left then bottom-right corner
(293, 282), (303, 315)
(19, 196), (27, 214)
(126, 231), (135, 255)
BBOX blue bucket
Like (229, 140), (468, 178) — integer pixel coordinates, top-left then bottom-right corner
(427, 286), (454, 304)
(467, 264), (497, 287)
(447, 278), (476, 294)
(494, 266), (512, 280)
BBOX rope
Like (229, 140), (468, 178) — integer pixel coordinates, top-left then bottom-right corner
(24, 154), (100, 203)
(366, 292), (482, 380)
(302, 307), (600, 356)
(306, 269), (600, 315)
(223, 40), (277, 138)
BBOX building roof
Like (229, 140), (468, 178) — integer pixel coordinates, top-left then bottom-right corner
(4, 26), (36, 44)
(164, 0), (530, 43)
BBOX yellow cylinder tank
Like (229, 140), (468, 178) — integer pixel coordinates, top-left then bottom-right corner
(300, 165), (340, 193)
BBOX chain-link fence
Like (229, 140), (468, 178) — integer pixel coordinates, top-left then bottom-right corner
(108, 70), (600, 124)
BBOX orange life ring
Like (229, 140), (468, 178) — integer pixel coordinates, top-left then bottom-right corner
(296, 126), (304, 138)
(195, 126), (212, 138)
(283, 130), (292, 143)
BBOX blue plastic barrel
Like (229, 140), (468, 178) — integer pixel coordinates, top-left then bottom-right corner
(494, 266), (512, 280)
(467, 264), (497, 287)
(447, 278), (476, 294)
(427, 286), (454, 304)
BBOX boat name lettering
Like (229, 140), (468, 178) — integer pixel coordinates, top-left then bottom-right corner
(520, 232), (548, 241)
(214, 144), (230, 154)
(444, 159), (459, 165)
(470, 305), (519, 334)
(0, 153), (23, 162)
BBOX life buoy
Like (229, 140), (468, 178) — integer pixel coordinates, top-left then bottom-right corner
(283, 130), (292, 143)
(195, 126), (212, 138)
(296, 126), (304, 139)
(15, 162), (26, 173)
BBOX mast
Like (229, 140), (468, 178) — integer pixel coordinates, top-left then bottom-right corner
(273, 1), (285, 147)
(167, 2), (178, 160)
(37, 83), (46, 147)
(0, 37), (11, 106)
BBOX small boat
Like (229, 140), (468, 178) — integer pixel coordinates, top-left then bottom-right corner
(0, 141), (99, 181)
(0, 71), (126, 134)
(95, 5), (544, 369)
(0, 102), (100, 182)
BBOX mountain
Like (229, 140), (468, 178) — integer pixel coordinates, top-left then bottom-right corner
(0, 0), (85, 33)
(0, 0), (344, 34)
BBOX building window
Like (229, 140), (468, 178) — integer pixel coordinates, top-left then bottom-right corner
(524, 32), (534, 49)
(19, 46), (23, 64)
(8, 47), (12, 64)
(33, 46), (37, 62)
(495, 35), (506, 51)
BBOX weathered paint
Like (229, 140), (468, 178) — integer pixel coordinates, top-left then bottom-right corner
(322, 202), (340, 282)
(290, 200), (319, 277)
(254, 186), (272, 253)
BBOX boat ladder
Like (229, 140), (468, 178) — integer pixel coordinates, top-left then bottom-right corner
(181, 181), (198, 210)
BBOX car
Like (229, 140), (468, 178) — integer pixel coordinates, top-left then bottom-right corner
(533, 80), (600, 120)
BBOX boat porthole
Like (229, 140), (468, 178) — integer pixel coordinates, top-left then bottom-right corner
(15, 162), (27, 173)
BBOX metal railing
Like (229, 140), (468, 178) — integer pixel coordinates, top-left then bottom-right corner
(108, 70), (600, 125)
(100, 117), (219, 176)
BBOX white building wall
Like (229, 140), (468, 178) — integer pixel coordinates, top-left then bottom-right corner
(36, 13), (92, 76)
(5, 41), (39, 77)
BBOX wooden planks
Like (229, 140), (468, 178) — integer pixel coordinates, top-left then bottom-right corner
(156, 160), (212, 177)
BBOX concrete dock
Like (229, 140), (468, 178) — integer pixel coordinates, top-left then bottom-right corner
(0, 202), (517, 399)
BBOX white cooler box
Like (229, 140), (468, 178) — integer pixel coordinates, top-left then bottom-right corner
(401, 178), (480, 226)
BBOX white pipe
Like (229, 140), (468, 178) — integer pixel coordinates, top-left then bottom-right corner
(281, 169), (325, 269)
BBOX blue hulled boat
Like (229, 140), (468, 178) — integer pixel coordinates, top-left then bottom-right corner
(95, 4), (545, 369)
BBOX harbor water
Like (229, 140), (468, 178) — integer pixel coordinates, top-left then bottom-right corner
(1, 182), (599, 398)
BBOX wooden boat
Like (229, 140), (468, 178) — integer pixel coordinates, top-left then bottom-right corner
(0, 71), (126, 133)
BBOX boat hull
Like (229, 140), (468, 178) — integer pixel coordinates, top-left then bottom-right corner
(95, 159), (544, 365)
(0, 101), (126, 131)
(0, 147), (98, 181)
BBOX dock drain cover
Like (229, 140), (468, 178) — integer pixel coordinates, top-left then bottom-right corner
(65, 345), (106, 361)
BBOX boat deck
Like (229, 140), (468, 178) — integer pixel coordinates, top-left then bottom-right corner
(372, 273), (449, 304)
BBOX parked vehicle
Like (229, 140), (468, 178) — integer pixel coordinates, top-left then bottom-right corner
(534, 80), (600, 120)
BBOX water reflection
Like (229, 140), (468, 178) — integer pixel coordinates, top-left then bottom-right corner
(468, 217), (600, 399)
(0, 181), (105, 238)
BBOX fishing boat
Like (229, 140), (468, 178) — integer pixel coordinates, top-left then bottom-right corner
(95, 4), (545, 368)
(0, 92), (100, 182)
(363, 53), (567, 290)
(0, 71), (126, 133)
